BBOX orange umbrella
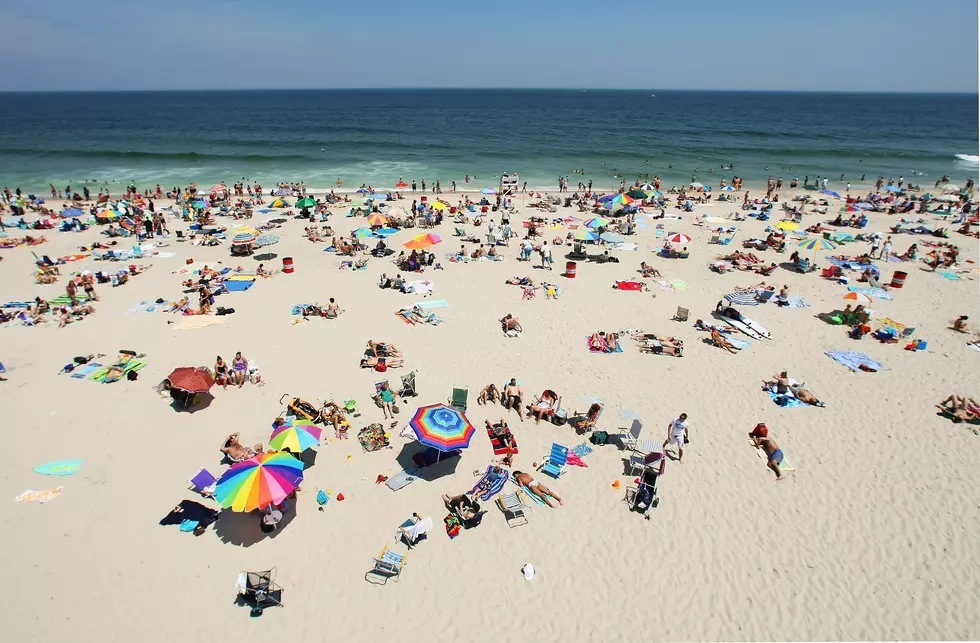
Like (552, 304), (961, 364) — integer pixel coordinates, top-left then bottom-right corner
(404, 233), (442, 250)
(842, 291), (873, 304)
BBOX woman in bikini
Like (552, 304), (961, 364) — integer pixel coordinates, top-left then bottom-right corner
(513, 471), (564, 507)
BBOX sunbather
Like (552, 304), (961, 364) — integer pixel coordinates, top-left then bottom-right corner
(441, 493), (481, 520)
(513, 471), (564, 507)
(952, 315), (969, 333)
(361, 355), (403, 369)
(319, 400), (349, 437)
(937, 395), (980, 422)
(221, 432), (264, 461)
(505, 276), (535, 287)
(763, 371), (791, 394)
(471, 465), (507, 497)
(367, 340), (402, 358)
(639, 261), (662, 278)
(478, 383), (500, 405)
(501, 313), (521, 336)
(751, 433), (786, 480)
(377, 381), (397, 419)
(503, 378), (525, 421)
(790, 386), (825, 407)
(711, 328), (740, 353)
(215, 356), (231, 389)
(529, 390), (558, 424)
(695, 319), (737, 334)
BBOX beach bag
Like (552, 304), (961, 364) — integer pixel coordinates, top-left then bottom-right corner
(127, 370), (139, 381)
(590, 430), (609, 446)
(375, 362), (387, 373)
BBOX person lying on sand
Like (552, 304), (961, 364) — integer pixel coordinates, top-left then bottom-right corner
(711, 328), (740, 353)
(442, 493), (481, 520)
(360, 355), (403, 369)
(221, 432), (264, 462)
(952, 316), (969, 333)
(478, 383), (500, 405)
(790, 386), (825, 407)
(937, 395), (980, 422)
(513, 471), (564, 507)
(695, 319), (737, 334)
(503, 378), (525, 421)
(471, 465), (507, 498)
(750, 429), (786, 481)
(505, 276), (535, 286)
(367, 340), (402, 358)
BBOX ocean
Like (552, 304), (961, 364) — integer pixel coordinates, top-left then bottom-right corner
(0, 90), (976, 195)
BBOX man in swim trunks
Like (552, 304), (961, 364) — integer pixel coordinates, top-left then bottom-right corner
(513, 471), (563, 507)
(663, 413), (689, 462)
(503, 378), (524, 421)
(751, 430), (785, 480)
(221, 432), (264, 462)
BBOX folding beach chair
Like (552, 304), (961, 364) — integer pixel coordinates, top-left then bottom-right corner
(399, 370), (418, 398)
(618, 418), (644, 452)
(395, 515), (433, 549)
(188, 468), (217, 497)
(449, 386), (468, 412)
(497, 489), (531, 528)
(366, 546), (407, 584)
(673, 306), (689, 322)
(537, 443), (569, 478)
(236, 568), (284, 614)
(708, 234), (721, 244)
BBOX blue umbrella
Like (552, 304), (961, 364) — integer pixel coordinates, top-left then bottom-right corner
(820, 189), (842, 199)
(369, 193), (388, 200)
(722, 185), (736, 192)
(600, 232), (625, 243)
(192, 200), (208, 209)
(356, 188), (370, 194)
(597, 194), (617, 203)
(883, 185), (902, 193)
(853, 202), (873, 210)
(61, 207), (84, 217)
(374, 228), (399, 236)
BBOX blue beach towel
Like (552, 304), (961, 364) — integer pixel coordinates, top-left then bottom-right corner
(826, 350), (883, 372)
(846, 285), (894, 300)
(413, 299), (448, 309)
(70, 363), (103, 379)
(223, 280), (254, 292)
(765, 390), (807, 408)
(571, 443), (593, 458)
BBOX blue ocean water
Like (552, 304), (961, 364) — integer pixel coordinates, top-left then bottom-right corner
(0, 90), (976, 194)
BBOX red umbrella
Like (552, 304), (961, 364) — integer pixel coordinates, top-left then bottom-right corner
(395, 181), (408, 189)
(166, 367), (215, 393)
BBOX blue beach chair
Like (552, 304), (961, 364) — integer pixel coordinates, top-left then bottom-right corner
(537, 443), (569, 478)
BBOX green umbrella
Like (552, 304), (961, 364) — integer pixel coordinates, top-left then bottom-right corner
(295, 197), (316, 209)
(626, 189), (648, 199)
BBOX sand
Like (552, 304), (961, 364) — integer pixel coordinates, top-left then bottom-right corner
(2, 189), (979, 641)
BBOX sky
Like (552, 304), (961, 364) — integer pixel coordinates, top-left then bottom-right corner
(1, 0), (977, 92)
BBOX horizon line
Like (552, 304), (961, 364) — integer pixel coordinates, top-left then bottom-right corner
(0, 87), (977, 96)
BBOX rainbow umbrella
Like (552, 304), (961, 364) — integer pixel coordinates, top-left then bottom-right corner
(798, 237), (838, 251)
(573, 229), (599, 241)
(409, 403), (475, 452)
(367, 213), (388, 226)
(404, 233), (442, 250)
(603, 194), (633, 211)
(666, 232), (691, 244)
(645, 189), (663, 199)
(214, 452), (304, 512)
(586, 216), (609, 228)
(269, 420), (322, 452)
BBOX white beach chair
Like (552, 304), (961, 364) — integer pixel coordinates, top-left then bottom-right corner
(618, 418), (643, 451)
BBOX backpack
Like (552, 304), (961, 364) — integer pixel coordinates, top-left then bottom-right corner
(590, 430), (609, 446)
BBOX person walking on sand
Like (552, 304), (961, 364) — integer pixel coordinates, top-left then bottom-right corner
(540, 241), (553, 270)
(663, 412), (689, 462)
(881, 235), (892, 262)
(870, 233), (881, 259)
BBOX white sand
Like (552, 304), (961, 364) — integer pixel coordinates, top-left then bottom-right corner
(2, 190), (979, 641)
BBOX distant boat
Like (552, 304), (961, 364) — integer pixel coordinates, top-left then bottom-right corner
(651, 94), (655, 97)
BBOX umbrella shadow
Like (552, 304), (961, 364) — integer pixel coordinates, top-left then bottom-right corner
(394, 442), (461, 481)
(171, 391), (215, 413)
(214, 503), (297, 547)
(253, 252), (278, 262)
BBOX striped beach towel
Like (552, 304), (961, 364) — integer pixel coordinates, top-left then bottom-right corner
(468, 466), (509, 501)
(724, 292), (760, 306)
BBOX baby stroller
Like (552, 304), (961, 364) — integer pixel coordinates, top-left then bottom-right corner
(399, 370), (418, 398)
(235, 567), (284, 616)
(278, 394), (320, 423)
(627, 454), (664, 517)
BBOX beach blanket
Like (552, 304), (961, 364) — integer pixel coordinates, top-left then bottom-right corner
(726, 337), (751, 350)
(782, 296), (810, 309)
(571, 443), (593, 458)
(765, 389), (807, 408)
(510, 478), (548, 507)
(33, 460), (83, 475)
(467, 466), (509, 501)
(70, 363), (103, 379)
(175, 315), (226, 330)
(877, 317), (908, 332)
(846, 285), (894, 300)
(752, 442), (796, 473)
(652, 278), (675, 293)
(826, 350), (882, 372)
(670, 279), (689, 291)
(565, 452), (589, 468)
(223, 279), (255, 292)
(14, 487), (64, 503)
(938, 271), (961, 280)
(402, 280), (434, 296)
(414, 299), (448, 309)
(615, 280), (643, 291)
(587, 336), (623, 354)
(357, 423), (390, 453)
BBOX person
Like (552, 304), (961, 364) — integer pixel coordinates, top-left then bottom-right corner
(66, 278), (79, 307)
(471, 465), (507, 498)
(503, 378), (524, 421)
(529, 390), (558, 424)
(221, 432), (264, 462)
(360, 355), (403, 369)
(764, 371), (790, 394)
(81, 272), (98, 301)
(319, 400), (348, 437)
(513, 471), (563, 507)
(791, 386), (824, 407)
(232, 351), (248, 388)
(325, 297), (342, 319)
(952, 315), (969, 333)
(214, 355), (231, 390)
(711, 328), (740, 353)
(500, 313), (521, 336)
(441, 493), (481, 520)
(540, 241), (553, 270)
(937, 395), (980, 422)
(881, 235), (892, 261)
(505, 276), (534, 287)
(478, 383), (500, 405)
(663, 412), (689, 462)
(639, 261), (662, 278)
(751, 430), (785, 480)
(367, 340), (402, 358)
(377, 381), (396, 419)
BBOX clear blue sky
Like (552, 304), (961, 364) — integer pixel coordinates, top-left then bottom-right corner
(1, 0), (977, 92)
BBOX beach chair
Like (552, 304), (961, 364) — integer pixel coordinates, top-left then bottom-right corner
(398, 370), (418, 398)
(570, 402), (603, 432)
(188, 468), (217, 497)
(396, 515), (433, 549)
(236, 568), (284, 614)
(497, 490), (531, 528)
(366, 546), (407, 584)
(449, 386), (468, 412)
(708, 234), (721, 244)
(618, 418), (644, 451)
(537, 443), (570, 478)
(673, 306), (689, 322)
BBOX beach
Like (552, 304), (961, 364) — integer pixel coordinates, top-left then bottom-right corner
(2, 184), (980, 643)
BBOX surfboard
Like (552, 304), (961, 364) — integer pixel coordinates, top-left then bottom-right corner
(33, 459), (83, 476)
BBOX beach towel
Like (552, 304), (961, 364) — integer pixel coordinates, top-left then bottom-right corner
(765, 390), (807, 408)
(782, 296), (810, 309)
(565, 452), (589, 468)
(14, 487), (64, 503)
(938, 271), (961, 280)
(652, 278), (675, 293)
(33, 460), (83, 475)
(726, 337), (751, 350)
(510, 478), (548, 507)
(1, 302), (31, 309)
(846, 285), (894, 300)
(467, 466), (509, 501)
(826, 351), (883, 372)
(752, 442), (796, 472)
(587, 336), (623, 354)
(70, 363), (103, 379)
(413, 299), (448, 309)
(670, 279), (689, 291)
(615, 281), (643, 291)
(403, 280), (434, 296)
(291, 304), (311, 315)
(571, 443), (593, 458)
(223, 280), (254, 292)
(89, 359), (145, 382)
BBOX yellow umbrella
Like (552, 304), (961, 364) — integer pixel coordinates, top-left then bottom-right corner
(775, 221), (799, 231)
(367, 213), (388, 226)
(431, 201), (447, 211)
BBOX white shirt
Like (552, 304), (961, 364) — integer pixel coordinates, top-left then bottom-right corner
(542, 244), (551, 259)
(522, 240), (532, 251)
(670, 418), (689, 436)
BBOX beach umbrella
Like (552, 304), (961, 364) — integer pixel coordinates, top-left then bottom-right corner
(690, 182), (704, 189)
(481, 188), (498, 195)
(431, 201), (447, 211)
(597, 194), (616, 203)
(935, 194), (958, 203)
(254, 233), (280, 247)
(883, 185), (902, 193)
(375, 228), (399, 236)
(165, 367), (214, 393)
(214, 452), (304, 512)
(641, 184), (655, 191)
(528, 192), (542, 198)
(356, 188), (370, 194)
(775, 221), (799, 231)
(409, 403), (476, 453)
(724, 292), (760, 306)
(395, 181), (408, 189)
(586, 216), (609, 228)
(384, 206), (406, 218)
(573, 230), (599, 241)
(209, 183), (227, 193)
(367, 213), (389, 226)
(270, 198), (290, 208)
(600, 232), (625, 243)
(798, 237), (838, 251)
(269, 420), (322, 452)
(842, 291), (873, 305)
(369, 193), (388, 201)
(191, 199), (209, 210)
(231, 226), (259, 245)
(295, 197), (316, 209)
(404, 233), (442, 249)
(853, 202), (873, 210)
(353, 227), (379, 238)
(645, 189), (663, 199)
(722, 185), (736, 192)
(666, 232), (691, 244)
(61, 207), (84, 217)
(626, 189), (648, 199)
(820, 189), (842, 199)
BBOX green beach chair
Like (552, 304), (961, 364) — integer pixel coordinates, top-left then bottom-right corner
(449, 386), (468, 412)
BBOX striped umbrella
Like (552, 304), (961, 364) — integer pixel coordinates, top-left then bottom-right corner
(384, 206), (406, 218)
(409, 403), (476, 452)
(798, 237), (838, 251)
(724, 292), (760, 306)
(269, 420), (322, 452)
(353, 227), (379, 238)
(404, 233), (441, 250)
(231, 226), (259, 245)
(666, 232), (691, 244)
(214, 452), (304, 512)
(366, 213), (388, 226)
(842, 291), (873, 305)
(573, 229), (599, 241)
(586, 216), (609, 228)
